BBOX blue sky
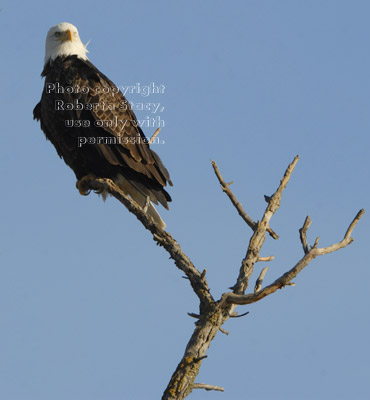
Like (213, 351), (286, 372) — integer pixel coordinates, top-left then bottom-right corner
(0, 1), (369, 399)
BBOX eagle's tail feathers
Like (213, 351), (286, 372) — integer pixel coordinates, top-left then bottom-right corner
(114, 173), (166, 229)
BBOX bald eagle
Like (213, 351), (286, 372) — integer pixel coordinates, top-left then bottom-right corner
(34, 22), (172, 228)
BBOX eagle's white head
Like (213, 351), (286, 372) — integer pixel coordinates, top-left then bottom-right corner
(44, 22), (89, 64)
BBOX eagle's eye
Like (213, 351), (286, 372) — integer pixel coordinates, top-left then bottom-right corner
(54, 32), (61, 38)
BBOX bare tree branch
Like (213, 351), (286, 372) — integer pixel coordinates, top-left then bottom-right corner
(229, 310), (250, 318)
(149, 127), (161, 144)
(224, 208), (364, 306)
(193, 383), (225, 392)
(219, 327), (230, 335)
(211, 160), (279, 239)
(81, 157), (364, 400)
(231, 155), (300, 295)
(86, 177), (214, 308)
(299, 216), (312, 254)
(254, 267), (268, 293)
(258, 256), (274, 262)
(344, 209), (364, 238)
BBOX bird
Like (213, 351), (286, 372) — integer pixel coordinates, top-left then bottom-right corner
(34, 22), (172, 228)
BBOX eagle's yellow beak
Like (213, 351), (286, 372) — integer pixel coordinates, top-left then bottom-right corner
(61, 29), (73, 42)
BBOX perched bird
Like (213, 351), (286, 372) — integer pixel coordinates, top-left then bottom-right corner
(34, 22), (172, 228)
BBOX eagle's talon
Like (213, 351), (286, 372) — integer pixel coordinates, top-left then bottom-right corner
(76, 174), (97, 196)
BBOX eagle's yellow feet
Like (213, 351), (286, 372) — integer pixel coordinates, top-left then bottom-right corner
(76, 174), (97, 195)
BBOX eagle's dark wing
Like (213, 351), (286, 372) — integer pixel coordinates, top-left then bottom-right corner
(85, 60), (171, 186)
(40, 56), (172, 209)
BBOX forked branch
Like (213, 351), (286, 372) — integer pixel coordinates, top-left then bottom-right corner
(223, 208), (364, 306)
(212, 160), (279, 240)
(230, 155), (299, 295)
(83, 156), (364, 400)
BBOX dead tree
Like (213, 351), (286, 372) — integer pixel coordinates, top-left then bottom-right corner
(83, 155), (364, 400)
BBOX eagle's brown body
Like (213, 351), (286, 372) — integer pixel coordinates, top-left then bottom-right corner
(34, 55), (172, 224)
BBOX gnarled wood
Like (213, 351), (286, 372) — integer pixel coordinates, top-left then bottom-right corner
(84, 157), (364, 399)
